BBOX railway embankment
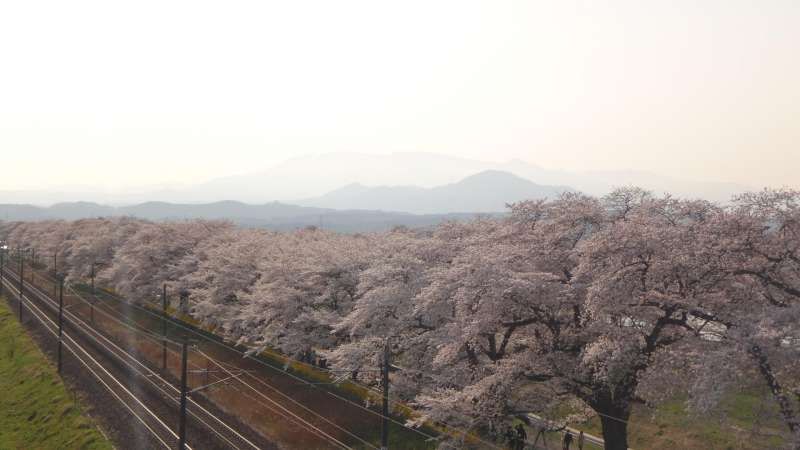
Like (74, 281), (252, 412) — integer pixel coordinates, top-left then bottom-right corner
(0, 297), (113, 450)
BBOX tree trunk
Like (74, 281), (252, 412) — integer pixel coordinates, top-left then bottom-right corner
(598, 412), (629, 450)
(749, 344), (800, 438)
(588, 397), (631, 450)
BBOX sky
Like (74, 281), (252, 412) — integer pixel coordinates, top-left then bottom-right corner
(1, 0), (798, 191)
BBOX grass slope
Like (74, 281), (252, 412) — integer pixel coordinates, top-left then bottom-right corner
(551, 391), (786, 450)
(0, 297), (113, 450)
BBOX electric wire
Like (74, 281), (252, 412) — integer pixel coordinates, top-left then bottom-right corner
(20, 261), (500, 447)
(6, 268), (260, 450)
(18, 257), (630, 445)
(200, 348), (354, 450)
(83, 283), (444, 441)
(197, 348), (378, 450)
(9, 264), (354, 450)
(54, 276), (373, 448)
(2, 279), (179, 450)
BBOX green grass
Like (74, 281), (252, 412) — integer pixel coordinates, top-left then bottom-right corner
(512, 379), (790, 450)
(567, 391), (787, 450)
(0, 297), (113, 450)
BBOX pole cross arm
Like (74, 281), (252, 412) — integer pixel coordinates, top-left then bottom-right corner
(188, 372), (245, 395)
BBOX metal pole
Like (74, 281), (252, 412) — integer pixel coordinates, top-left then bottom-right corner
(381, 338), (390, 450)
(58, 276), (64, 374)
(90, 262), (95, 324)
(19, 250), (24, 321)
(162, 284), (168, 370)
(53, 253), (57, 298)
(178, 339), (189, 450)
(1, 248), (4, 295)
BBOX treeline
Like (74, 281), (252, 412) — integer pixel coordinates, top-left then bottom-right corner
(2, 187), (799, 449)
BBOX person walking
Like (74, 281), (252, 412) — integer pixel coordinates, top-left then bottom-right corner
(515, 423), (527, 450)
(562, 431), (574, 450)
(532, 426), (548, 449)
(505, 425), (517, 449)
(577, 431), (585, 450)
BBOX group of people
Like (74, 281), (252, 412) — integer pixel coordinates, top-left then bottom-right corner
(504, 423), (585, 450)
(504, 424), (528, 450)
(560, 430), (584, 450)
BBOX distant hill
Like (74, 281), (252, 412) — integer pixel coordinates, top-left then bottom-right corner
(183, 152), (749, 204)
(0, 170), (565, 229)
(116, 200), (319, 221)
(0, 201), (499, 233)
(48, 202), (115, 220)
(0, 204), (49, 221)
(299, 170), (571, 213)
(0, 152), (751, 205)
(182, 152), (498, 203)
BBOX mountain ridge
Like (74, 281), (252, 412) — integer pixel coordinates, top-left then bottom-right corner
(180, 152), (752, 204)
(2, 170), (545, 231)
(298, 170), (571, 213)
(0, 152), (751, 205)
(0, 199), (499, 233)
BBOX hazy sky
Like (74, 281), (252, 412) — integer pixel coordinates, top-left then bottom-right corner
(1, 0), (798, 191)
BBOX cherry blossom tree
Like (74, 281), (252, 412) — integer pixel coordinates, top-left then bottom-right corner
(409, 190), (735, 450)
(62, 217), (145, 282)
(720, 189), (800, 443)
(187, 227), (274, 330)
(324, 225), (463, 393)
(101, 220), (232, 304)
(224, 228), (378, 360)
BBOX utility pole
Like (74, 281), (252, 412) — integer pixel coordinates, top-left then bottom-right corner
(162, 284), (168, 371)
(91, 262), (95, 296)
(19, 250), (24, 322)
(58, 275), (64, 374)
(53, 253), (57, 298)
(90, 262), (95, 324)
(1, 247), (5, 295)
(178, 338), (189, 450)
(381, 338), (390, 450)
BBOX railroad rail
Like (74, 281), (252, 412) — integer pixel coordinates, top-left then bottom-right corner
(2, 265), (267, 450)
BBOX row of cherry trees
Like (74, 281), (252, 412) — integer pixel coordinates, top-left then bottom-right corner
(2, 188), (798, 449)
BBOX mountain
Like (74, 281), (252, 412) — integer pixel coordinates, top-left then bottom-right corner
(300, 170), (570, 213)
(0, 152), (752, 206)
(0, 204), (49, 221)
(181, 152), (749, 204)
(0, 201), (499, 233)
(116, 200), (319, 221)
(0, 170), (554, 230)
(178, 152), (500, 204)
(48, 202), (116, 220)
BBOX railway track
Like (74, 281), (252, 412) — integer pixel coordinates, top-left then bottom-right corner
(1, 266), (270, 450)
(5, 259), (496, 449)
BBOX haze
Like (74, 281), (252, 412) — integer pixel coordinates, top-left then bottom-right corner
(1, 0), (798, 193)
